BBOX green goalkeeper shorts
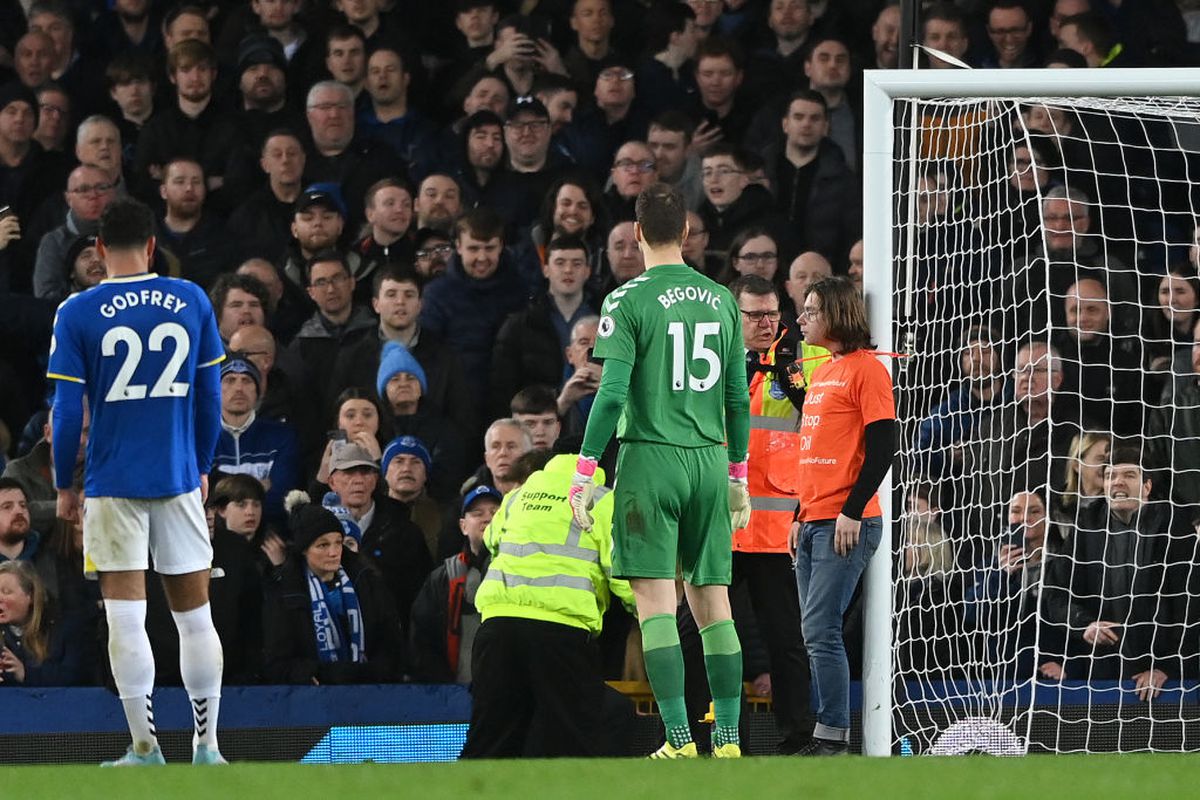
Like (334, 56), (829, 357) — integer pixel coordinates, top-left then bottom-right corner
(611, 441), (732, 585)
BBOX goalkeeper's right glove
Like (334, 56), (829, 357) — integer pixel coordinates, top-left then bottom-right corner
(569, 455), (599, 531)
(729, 461), (751, 530)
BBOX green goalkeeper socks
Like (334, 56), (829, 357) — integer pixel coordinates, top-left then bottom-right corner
(700, 619), (742, 748)
(641, 614), (693, 749)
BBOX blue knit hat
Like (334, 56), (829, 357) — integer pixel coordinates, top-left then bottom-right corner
(377, 340), (428, 398)
(382, 435), (433, 475)
(220, 352), (262, 394)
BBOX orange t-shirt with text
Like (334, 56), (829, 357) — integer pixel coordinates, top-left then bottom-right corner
(795, 349), (895, 522)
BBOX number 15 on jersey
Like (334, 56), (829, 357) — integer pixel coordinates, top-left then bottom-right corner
(667, 321), (721, 393)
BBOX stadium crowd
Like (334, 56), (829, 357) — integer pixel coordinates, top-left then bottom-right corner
(1, 0), (1200, 736)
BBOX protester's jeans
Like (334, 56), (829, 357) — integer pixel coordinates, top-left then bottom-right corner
(794, 516), (883, 742)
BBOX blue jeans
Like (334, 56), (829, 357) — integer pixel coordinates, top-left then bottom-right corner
(794, 516), (883, 741)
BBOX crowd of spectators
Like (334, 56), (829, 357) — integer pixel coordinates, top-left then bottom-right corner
(2, 0), (1200, 702)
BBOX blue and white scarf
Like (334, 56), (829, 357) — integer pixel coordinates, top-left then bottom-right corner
(306, 567), (366, 664)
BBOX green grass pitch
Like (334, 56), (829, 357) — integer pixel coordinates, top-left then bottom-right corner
(6, 754), (1200, 800)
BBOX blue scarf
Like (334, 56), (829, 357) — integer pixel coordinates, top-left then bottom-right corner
(306, 566), (366, 664)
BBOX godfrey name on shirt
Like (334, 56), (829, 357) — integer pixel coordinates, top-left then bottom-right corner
(657, 285), (722, 310)
(100, 288), (189, 319)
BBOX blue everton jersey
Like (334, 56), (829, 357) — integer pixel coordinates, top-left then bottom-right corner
(47, 274), (225, 498)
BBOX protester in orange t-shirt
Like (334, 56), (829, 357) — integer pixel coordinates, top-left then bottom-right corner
(787, 276), (896, 756)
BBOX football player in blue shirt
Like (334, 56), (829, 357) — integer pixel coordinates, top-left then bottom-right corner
(48, 198), (228, 766)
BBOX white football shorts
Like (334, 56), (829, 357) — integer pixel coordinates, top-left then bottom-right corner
(83, 489), (212, 575)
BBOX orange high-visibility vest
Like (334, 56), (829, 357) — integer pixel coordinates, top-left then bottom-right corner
(733, 342), (810, 553)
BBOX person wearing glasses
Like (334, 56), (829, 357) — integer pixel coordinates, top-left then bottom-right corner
(301, 80), (403, 230)
(718, 226), (781, 287)
(560, 54), (648, 175)
(604, 140), (658, 221)
(697, 143), (788, 255)
(979, 0), (1039, 69)
(788, 276), (896, 755)
(287, 250), (378, 417)
(33, 163), (117, 302)
(724, 273), (812, 754)
(502, 97), (566, 231)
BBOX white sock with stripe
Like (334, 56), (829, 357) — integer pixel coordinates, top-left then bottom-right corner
(172, 603), (223, 750)
(105, 599), (159, 755)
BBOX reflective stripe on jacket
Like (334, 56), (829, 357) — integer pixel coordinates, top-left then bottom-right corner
(733, 341), (826, 552)
(476, 454), (635, 634)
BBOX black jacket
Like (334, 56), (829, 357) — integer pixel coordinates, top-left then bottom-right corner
(1042, 501), (1186, 679)
(360, 497), (436, 628)
(287, 306), (379, 419)
(490, 293), (575, 418)
(697, 184), (795, 259)
(382, 406), (469, 503)
(156, 214), (235, 291)
(132, 99), (243, 206)
(261, 549), (404, 684)
(226, 184), (297, 265)
(408, 545), (490, 682)
(762, 137), (860, 264)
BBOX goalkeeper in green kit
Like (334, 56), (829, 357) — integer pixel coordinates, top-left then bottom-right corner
(569, 182), (751, 759)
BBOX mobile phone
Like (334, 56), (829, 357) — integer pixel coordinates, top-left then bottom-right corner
(0, 206), (12, 220)
(327, 429), (348, 442)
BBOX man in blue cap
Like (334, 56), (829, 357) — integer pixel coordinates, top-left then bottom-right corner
(409, 483), (501, 682)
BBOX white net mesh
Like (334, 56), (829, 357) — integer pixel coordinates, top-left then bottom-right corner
(890, 94), (1200, 755)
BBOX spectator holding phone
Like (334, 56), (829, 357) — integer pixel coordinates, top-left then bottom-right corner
(964, 487), (1066, 682)
(556, 315), (601, 437)
(313, 388), (384, 487)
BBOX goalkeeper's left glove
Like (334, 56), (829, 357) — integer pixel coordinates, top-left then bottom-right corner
(728, 460), (751, 530)
(569, 455), (599, 531)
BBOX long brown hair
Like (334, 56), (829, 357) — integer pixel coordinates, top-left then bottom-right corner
(0, 561), (48, 663)
(807, 276), (873, 352)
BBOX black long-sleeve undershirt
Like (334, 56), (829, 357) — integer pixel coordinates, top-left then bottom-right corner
(840, 419), (897, 521)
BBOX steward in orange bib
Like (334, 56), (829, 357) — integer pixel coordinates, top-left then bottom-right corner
(727, 275), (817, 753)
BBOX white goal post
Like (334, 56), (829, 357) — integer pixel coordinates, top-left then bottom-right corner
(860, 68), (1200, 757)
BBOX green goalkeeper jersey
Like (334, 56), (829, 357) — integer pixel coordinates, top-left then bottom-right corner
(592, 263), (748, 453)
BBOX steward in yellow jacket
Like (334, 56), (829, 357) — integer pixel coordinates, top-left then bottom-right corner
(460, 453), (635, 759)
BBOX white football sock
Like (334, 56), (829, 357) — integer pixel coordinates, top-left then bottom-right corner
(105, 599), (158, 755)
(172, 603), (223, 749)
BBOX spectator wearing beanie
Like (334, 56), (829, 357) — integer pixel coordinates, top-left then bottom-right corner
(0, 80), (72, 292)
(325, 439), (433, 625)
(377, 340), (468, 502)
(380, 434), (444, 560)
(261, 491), (404, 684)
(211, 353), (302, 526)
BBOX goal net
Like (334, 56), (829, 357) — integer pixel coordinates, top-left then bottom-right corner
(863, 71), (1200, 756)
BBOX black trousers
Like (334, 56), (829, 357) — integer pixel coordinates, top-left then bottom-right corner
(460, 617), (607, 759)
(731, 551), (814, 752)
